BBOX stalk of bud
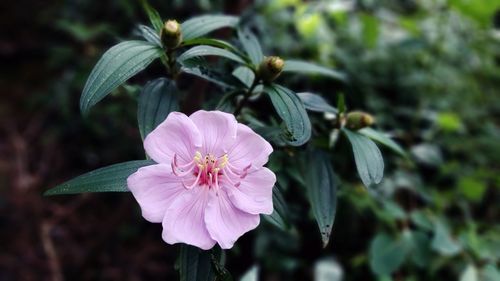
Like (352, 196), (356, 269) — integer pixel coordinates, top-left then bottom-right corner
(161, 20), (182, 49)
(345, 111), (375, 130)
(258, 56), (284, 82)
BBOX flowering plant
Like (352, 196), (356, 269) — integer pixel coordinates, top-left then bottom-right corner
(45, 1), (405, 279)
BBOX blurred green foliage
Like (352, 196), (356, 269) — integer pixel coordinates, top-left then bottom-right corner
(250, 0), (500, 280)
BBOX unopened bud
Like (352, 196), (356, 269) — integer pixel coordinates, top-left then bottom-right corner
(161, 20), (182, 49)
(345, 111), (374, 130)
(258, 56), (284, 82)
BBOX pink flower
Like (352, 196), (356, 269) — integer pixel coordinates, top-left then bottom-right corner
(127, 110), (275, 250)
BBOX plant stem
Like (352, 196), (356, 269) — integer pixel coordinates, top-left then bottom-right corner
(233, 78), (260, 116)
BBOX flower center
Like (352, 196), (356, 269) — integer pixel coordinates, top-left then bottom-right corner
(171, 151), (250, 190)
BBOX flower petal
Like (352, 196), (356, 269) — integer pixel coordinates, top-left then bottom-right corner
(205, 189), (260, 249)
(225, 167), (276, 215)
(228, 124), (273, 170)
(144, 112), (202, 164)
(189, 110), (237, 156)
(127, 164), (187, 223)
(162, 187), (216, 250)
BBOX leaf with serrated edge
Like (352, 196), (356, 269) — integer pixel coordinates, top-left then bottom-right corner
(80, 41), (163, 113)
(44, 160), (155, 195)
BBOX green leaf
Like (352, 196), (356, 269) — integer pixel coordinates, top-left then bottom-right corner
(181, 38), (240, 54)
(237, 28), (264, 66)
(369, 232), (411, 276)
(181, 15), (239, 41)
(137, 24), (161, 46)
(251, 125), (288, 147)
(216, 91), (239, 113)
(179, 244), (215, 281)
(358, 128), (407, 158)
(264, 84), (311, 146)
(283, 60), (346, 81)
(458, 176), (487, 202)
(44, 160), (154, 195)
(80, 41), (163, 113)
(409, 231), (432, 268)
(343, 129), (384, 188)
(178, 45), (245, 65)
(240, 266), (259, 281)
(337, 93), (346, 114)
(181, 66), (242, 89)
(140, 0), (163, 33)
(232, 66), (255, 88)
(460, 264), (479, 281)
(263, 185), (289, 231)
(138, 78), (179, 140)
(431, 220), (462, 256)
(304, 149), (338, 247)
(482, 264), (500, 281)
(297, 92), (337, 114)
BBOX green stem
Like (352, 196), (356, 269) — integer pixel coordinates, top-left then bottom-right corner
(233, 78), (260, 116)
(165, 48), (179, 80)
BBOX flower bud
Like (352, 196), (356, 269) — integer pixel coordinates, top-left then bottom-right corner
(258, 56), (284, 82)
(345, 111), (375, 130)
(161, 20), (182, 49)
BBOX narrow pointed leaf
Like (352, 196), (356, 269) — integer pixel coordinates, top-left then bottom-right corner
(181, 38), (240, 54)
(180, 244), (215, 281)
(343, 128), (384, 187)
(138, 78), (179, 140)
(297, 92), (338, 114)
(337, 93), (346, 114)
(232, 66), (254, 88)
(358, 128), (407, 157)
(181, 66), (242, 89)
(305, 149), (338, 247)
(264, 84), (311, 146)
(137, 24), (161, 46)
(44, 160), (154, 195)
(238, 28), (263, 65)
(178, 45), (245, 64)
(80, 41), (163, 113)
(181, 15), (239, 41)
(283, 60), (346, 81)
(140, 0), (163, 33)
